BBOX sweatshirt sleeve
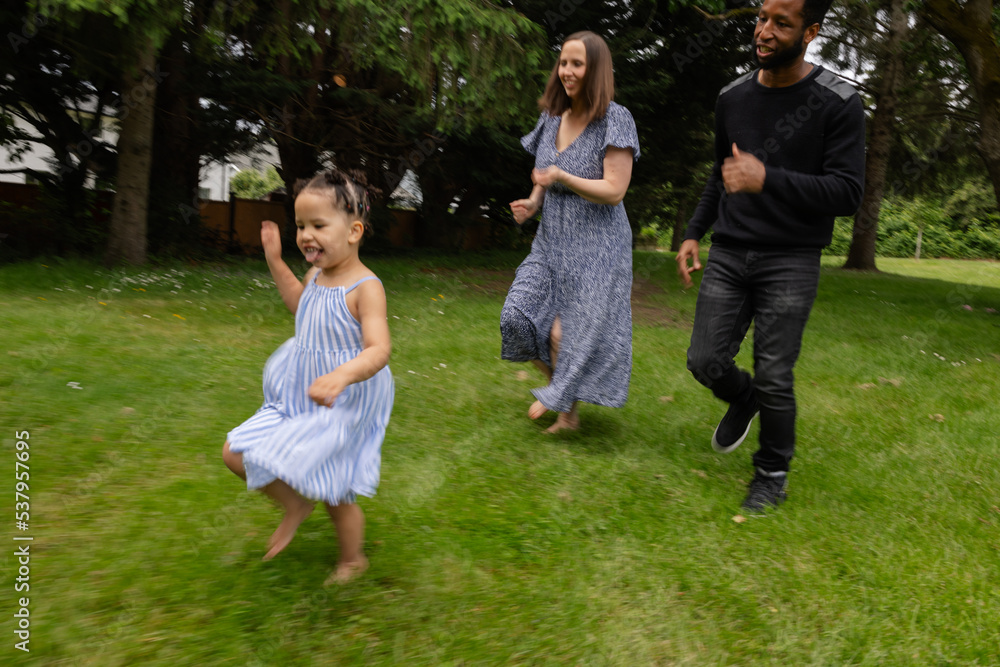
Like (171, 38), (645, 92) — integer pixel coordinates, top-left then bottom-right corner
(684, 97), (729, 241)
(761, 93), (866, 216)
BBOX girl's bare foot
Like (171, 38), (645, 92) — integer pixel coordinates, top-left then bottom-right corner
(263, 498), (314, 561)
(528, 399), (549, 420)
(323, 556), (369, 585)
(545, 410), (580, 434)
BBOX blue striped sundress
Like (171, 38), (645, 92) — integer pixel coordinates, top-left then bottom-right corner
(227, 274), (394, 505)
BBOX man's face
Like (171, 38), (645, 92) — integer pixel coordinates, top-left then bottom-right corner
(753, 0), (810, 70)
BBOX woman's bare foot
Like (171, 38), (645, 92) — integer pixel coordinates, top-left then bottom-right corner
(263, 498), (314, 561)
(545, 410), (580, 434)
(528, 399), (549, 420)
(529, 399), (579, 432)
(323, 556), (369, 585)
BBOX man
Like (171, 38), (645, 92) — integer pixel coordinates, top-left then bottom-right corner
(676, 0), (865, 511)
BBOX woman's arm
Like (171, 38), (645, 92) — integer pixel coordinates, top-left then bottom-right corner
(261, 220), (308, 315)
(307, 279), (391, 407)
(532, 146), (634, 206)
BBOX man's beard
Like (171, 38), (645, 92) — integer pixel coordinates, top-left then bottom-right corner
(756, 33), (805, 70)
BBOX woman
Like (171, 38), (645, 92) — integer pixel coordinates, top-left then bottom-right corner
(501, 30), (640, 433)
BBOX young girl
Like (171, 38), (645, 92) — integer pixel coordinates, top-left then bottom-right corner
(223, 168), (393, 584)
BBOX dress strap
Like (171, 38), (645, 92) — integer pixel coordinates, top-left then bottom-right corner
(344, 276), (381, 293)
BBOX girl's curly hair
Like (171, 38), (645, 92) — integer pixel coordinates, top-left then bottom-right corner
(293, 168), (382, 236)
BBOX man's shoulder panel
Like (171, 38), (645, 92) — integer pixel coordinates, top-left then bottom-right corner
(718, 71), (755, 98)
(813, 69), (858, 102)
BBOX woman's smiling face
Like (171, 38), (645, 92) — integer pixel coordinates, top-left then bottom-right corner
(558, 40), (587, 99)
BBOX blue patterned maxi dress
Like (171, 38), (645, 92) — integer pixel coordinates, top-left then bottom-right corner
(500, 102), (640, 413)
(228, 275), (394, 504)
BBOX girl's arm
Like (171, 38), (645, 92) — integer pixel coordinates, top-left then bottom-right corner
(532, 147), (634, 206)
(262, 220), (309, 314)
(308, 279), (391, 407)
(510, 184), (546, 225)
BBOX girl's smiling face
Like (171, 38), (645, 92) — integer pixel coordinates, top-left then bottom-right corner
(294, 191), (363, 270)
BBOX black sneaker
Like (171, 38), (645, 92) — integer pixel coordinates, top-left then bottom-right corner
(742, 468), (788, 512)
(711, 393), (760, 453)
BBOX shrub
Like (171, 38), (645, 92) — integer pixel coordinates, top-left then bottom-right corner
(824, 195), (1000, 260)
(230, 166), (283, 200)
(943, 176), (999, 230)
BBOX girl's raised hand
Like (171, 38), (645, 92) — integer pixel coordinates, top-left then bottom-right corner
(308, 370), (349, 408)
(261, 220), (282, 262)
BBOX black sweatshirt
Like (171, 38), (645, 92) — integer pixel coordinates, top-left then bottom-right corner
(684, 66), (866, 249)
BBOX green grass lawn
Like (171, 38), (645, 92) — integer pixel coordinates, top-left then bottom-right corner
(2, 251), (999, 665)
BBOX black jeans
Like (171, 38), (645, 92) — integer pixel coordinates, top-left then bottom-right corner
(686, 244), (821, 472)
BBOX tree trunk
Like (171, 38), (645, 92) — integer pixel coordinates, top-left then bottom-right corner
(671, 203), (688, 252)
(104, 39), (158, 265)
(416, 174), (460, 249)
(271, 3), (328, 251)
(843, 0), (908, 271)
(149, 32), (202, 252)
(919, 0), (1000, 212)
(275, 119), (321, 247)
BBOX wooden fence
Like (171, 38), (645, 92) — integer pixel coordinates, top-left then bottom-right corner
(0, 183), (424, 254)
(198, 198), (420, 252)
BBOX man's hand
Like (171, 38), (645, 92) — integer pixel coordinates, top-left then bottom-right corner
(676, 239), (702, 289)
(722, 144), (765, 194)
